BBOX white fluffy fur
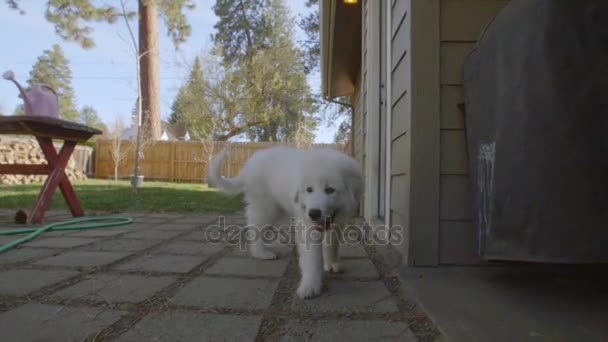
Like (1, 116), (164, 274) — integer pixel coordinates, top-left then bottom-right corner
(208, 146), (363, 299)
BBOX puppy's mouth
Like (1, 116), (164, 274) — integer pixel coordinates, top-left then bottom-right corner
(312, 211), (337, 231)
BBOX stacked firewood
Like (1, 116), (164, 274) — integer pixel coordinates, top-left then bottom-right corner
(0, 137), (87, 185)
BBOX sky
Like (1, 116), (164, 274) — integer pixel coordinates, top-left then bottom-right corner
(0, 1), (341, 143)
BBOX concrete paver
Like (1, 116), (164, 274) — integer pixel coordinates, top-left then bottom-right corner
(114, 254), (205, 273)
(204, 257), (289, 278)
(0, 235), (19, 245)
(280, 319), (417, 341)
(218, 216), (247, 225)
(149, 222), (200, 231)
(53, 273), (175, 303)
(328, 259), (380, 280)
(116, 312), (262, 342)
(0, 269), (79, 296)
(292, 280), (398, 314)
(0, 303), (124, 341)
(172, 215), (220, 225)
(68, 228), (130, 237)
(138, 213), (185, 219)
(151, 240), (226, 256)
(22, 236), (98, 248)
(121, 229), (183, 240)
(171, 276), (279, 310)
(124, 216), (171, 224)
(0, 212), (427, 341)
(34, 250), (130, 268)
(230, 243), (295, 258)
(0, 248), (61, 265)
(339, 243), (369, 258)
(82, 238), (160, 252)
(112, 222), (159, 231)
(178, 230), (213, 242)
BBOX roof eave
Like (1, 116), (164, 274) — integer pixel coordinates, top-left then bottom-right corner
(320, 0), (362, 100)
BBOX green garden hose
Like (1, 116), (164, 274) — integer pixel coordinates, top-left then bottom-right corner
(0, 216), (133, 255)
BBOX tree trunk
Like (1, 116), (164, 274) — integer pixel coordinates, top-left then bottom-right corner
(138, 0), (161, 140)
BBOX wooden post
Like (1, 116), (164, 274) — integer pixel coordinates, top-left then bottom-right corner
(170, 141), (176, 182)
(227, 142), (232, 177)
(95, 140), (101, 179)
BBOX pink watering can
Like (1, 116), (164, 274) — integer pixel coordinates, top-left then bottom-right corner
(2, 70), (60, 118)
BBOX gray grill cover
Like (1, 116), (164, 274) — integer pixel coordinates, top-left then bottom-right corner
(463, 0), (608, 262)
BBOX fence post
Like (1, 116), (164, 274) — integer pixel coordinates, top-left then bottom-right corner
(227, 142), (233, 177)
(94, 140), (101, 179)
(170, 142), (176, 182)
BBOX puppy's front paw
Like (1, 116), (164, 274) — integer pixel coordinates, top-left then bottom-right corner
(324, 262), (342, 273)
(296, 280), (322, 299)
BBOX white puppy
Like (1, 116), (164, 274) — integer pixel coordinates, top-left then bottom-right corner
(208, 146), (363, 299)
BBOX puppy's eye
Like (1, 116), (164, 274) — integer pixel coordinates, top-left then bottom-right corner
(306, 187), (313, 193)
(325, 187), (335, 194)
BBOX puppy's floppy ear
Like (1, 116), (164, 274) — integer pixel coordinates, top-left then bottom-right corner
(341, 165), (364, 201)
(339, 160), (364, 215)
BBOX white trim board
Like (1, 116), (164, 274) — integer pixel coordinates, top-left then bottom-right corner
(364, 0), (381, 221)
(384, 0), (393, 226)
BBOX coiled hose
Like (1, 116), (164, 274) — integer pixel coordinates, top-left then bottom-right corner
(0, 216), (133, 255)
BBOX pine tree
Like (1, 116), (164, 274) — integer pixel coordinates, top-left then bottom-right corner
(27, 44), (79, 121)
(212, 0), (317, 142)
(334, 119), (351, 144)
(6, 0), (196, 140)
(168, 56), (218, 140)
(212, 0), (271, 65)
(298, 0), (351, 136)
(78, 105), (107, 133)
(299, 0), (320, 75)
(13, 104), (24, 116)
(169, 56), (205, 125)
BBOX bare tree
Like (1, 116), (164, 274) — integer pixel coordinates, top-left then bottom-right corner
(292, 117), (315, 149)
(107, 115), (132, 181)
(200, 118), (223, 184)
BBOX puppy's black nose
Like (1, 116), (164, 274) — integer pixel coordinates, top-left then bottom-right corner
(308, 208), (322, 221)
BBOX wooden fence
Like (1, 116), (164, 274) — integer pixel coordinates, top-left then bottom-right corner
(94, 140), (348, 183)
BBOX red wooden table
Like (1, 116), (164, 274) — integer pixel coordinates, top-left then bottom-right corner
(0, 115), (102, 224)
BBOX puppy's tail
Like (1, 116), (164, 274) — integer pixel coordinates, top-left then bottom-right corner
(208, 148), (245, 194)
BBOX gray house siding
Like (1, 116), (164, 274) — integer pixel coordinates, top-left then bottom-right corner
(345, 0), (508, 266)
(361, 0), (368, 216)
(407, 0), (441, 266)
(438, 0), (509, 264)
(389, 0), (411, 259)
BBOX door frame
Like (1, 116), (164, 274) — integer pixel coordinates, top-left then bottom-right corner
(364, 0), (392, 226)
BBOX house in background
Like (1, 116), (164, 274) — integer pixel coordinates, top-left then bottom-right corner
(320, 0), (509, 266)
(122, 121), (191, 141)
(159, 121), (191, 141)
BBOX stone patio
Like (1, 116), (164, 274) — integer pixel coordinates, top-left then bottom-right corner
(0, 210), (440, 341)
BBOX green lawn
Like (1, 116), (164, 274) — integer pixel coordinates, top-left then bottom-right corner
(0, 179), (245, 214)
